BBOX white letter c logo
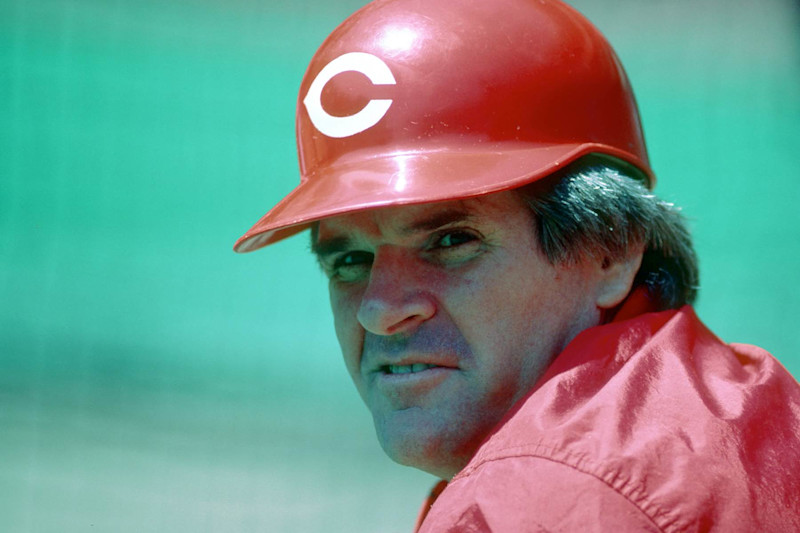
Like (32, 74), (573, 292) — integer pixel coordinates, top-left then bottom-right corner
(303, 52), (396, 138)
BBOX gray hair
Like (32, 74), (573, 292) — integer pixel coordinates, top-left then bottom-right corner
(518, 155), (699, 311)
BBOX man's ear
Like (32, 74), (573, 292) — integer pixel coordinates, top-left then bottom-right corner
(595, 246), (644, 309)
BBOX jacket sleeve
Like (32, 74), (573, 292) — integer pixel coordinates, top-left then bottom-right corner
(418, 456), (661, 533)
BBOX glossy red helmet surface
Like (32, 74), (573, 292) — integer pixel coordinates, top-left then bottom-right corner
(235, 0), (653, 253)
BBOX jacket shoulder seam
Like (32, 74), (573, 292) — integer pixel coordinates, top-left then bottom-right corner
(455, 447), (675, 532)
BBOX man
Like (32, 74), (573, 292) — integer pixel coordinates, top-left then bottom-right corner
(235, 0), (800, 530)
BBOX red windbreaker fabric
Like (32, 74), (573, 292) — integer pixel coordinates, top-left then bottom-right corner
(415, 305), (800, 532)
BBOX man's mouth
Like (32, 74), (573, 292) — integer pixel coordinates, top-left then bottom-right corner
(373, 361), (455, 395)
(383, 363), (438, 375)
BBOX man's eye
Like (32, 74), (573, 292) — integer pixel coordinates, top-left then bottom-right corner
(436, 231), (478, 248)
(428, 230), (482, 264)
(330, 251), (373, 281)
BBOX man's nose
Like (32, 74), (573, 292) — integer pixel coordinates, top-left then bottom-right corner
(356, 248), (436, 336)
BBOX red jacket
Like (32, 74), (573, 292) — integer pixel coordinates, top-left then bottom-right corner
(415, 304), (800, 532)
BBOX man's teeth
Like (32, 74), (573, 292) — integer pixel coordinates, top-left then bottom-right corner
(387, 363), (437, 374)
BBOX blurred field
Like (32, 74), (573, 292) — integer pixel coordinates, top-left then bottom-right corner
(1, 0), (798, 531)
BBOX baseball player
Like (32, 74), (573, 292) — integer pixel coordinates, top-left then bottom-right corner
(235, 0), (800, 530)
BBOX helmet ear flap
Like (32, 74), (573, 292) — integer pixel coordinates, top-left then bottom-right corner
(235, 0), (654, 253)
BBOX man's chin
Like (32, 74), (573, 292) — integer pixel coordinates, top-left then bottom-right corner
(373, 411), (474, 480)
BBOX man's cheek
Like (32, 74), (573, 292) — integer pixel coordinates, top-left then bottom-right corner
(331, 289), (359, 340)
(331, 311), (365, 379)
(333, 325), (360, 370)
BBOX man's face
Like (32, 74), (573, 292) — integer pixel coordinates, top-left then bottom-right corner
(314, 190), (606, 479)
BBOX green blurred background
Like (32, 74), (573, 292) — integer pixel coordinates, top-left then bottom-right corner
(1, 0), (798, 531)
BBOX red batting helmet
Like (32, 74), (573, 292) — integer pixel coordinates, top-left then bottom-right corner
(234, 0), (653, 253)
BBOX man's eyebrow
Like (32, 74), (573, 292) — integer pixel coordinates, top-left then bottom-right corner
(311, 235), (352, 260)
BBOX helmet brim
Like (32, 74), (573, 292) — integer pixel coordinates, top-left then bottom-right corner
(233, 142), (653, 253)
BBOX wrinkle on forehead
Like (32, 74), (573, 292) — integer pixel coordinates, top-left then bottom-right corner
(313, 199), (471, 254)
(314, 193), (530, 242)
